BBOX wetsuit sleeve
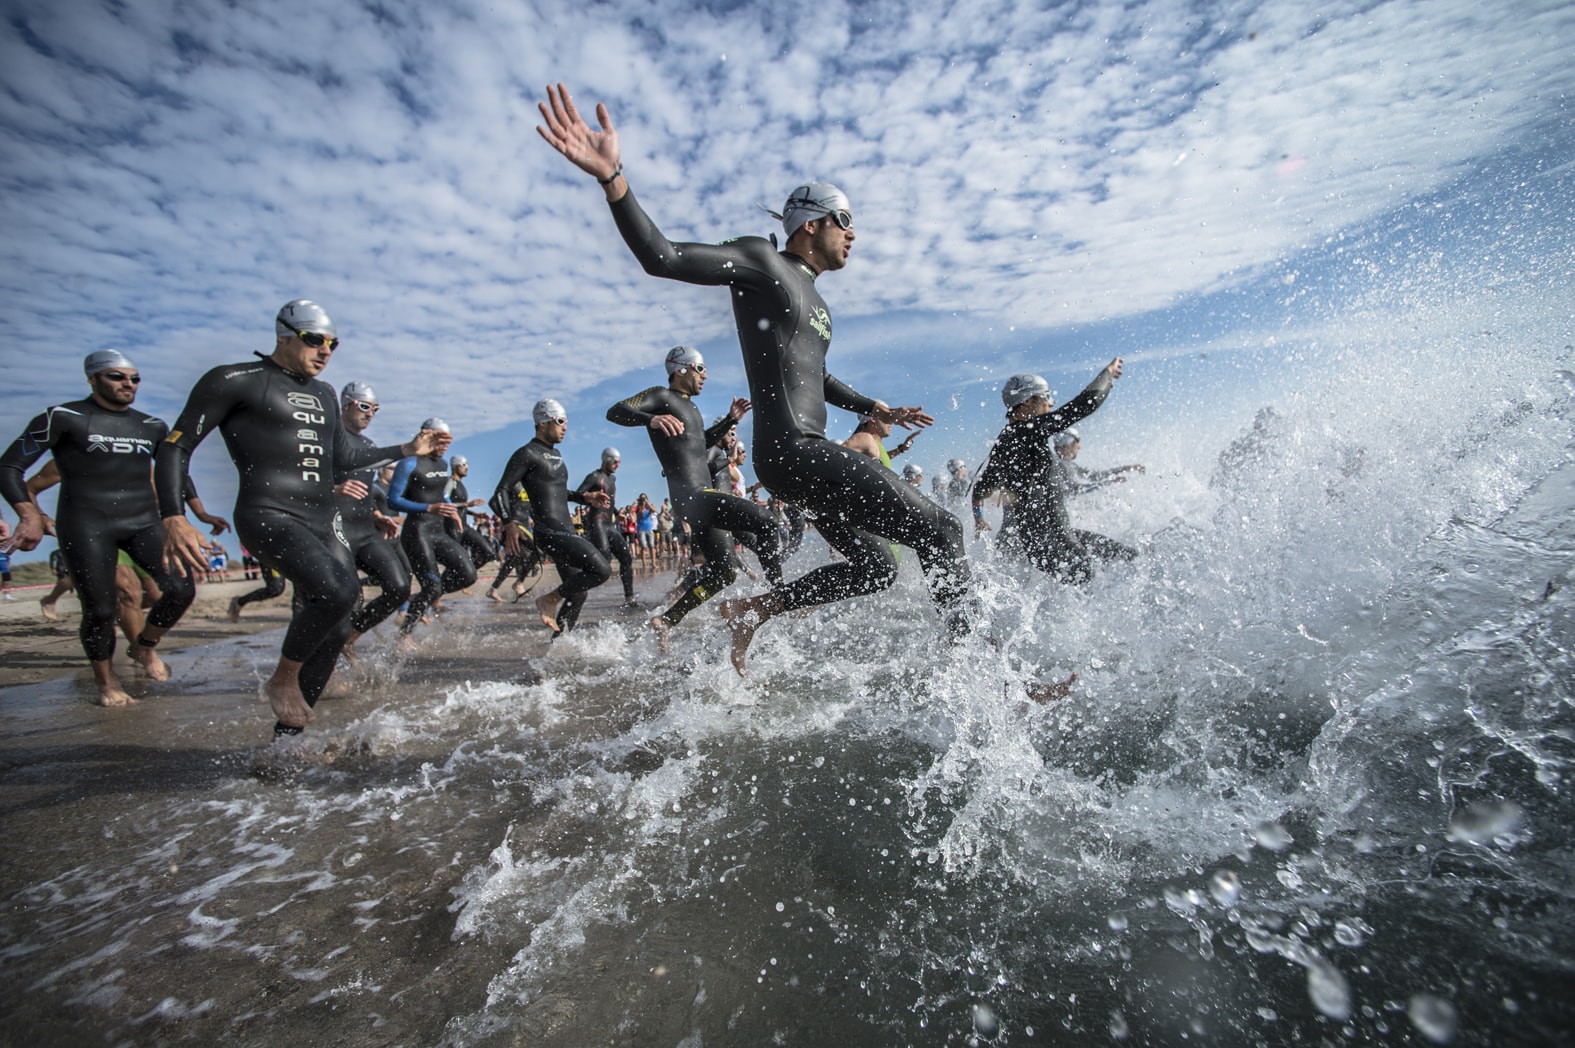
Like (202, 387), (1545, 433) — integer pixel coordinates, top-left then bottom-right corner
(570, 472), (599, 506)
(606, 387), (665, 428)
(609, 191), (774, 288)
(0, 410), (56, 507)
(703, 416), (735, 449)
(823, 374), (879, 416)
(1044, 371), (1114, 432)
(157, 366), (246, 517)
(492, 448), (533, 524)
(385, 458), (426, 514)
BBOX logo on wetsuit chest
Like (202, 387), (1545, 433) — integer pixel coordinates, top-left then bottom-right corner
(86, 434), (156, 455)
(287, 392), (328, 484)
(808, 306), (832, 342)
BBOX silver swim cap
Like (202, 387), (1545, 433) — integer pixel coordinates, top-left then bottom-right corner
(902, 463), (923, 480)
(341, 380), (377, 405)
(774, 182), (852, 236)
(1053, 428), (1081, 448)
(533, 399), (567, 425)
(1002, 373), (1051, 409)
(665, 345), (704, 375)
(602, 446), (621, 465)
(946, 458), (967, 473)
(276, 299), (336, 338)
(84, 349), (136, 377)
(450, 455), (468, 469)
(421, 417), (451, 434)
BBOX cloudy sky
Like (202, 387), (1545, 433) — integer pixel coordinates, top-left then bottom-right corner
(2, 0), (1572, 544)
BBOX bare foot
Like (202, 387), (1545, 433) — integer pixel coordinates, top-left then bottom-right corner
(319, 673), (355, 699)
(512, 579), (528, 596)
(397, 632), (419, 654)
(718, 599), (762, 677)
(40, 599), (59, 622)
(227, 597), (241, 623)
(265, 678), (314, 729)
(341, 636), (360, 667)
(650, 616), (671, 654)
(536, 592), (562, 633)
(96, 683), (138, 707)
(487, 588), (502, 602)
(1027, 673), (1078, 704)
(131, 646), (171, 682)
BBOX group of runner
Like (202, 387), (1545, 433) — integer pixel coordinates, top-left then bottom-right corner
(0, 80), (1144, 734)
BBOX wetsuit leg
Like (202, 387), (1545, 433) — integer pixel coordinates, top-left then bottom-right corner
(460, 525), (496, 570)
(760, 441), (970, 633)
(350, 531), (411, 634)
(693, 492), (784, 586)
(781, 502), (807, 557)
(234, 567), (286, 608)
(236, 508), (359, 716)
(401, 516), (476, 630)
(1076, 529), (1138, 564)
(122, 524), (195, 632)
(658, 526), (738, 626)
(535, 527), (610, 633)
(55, 509), (122, 662)
(598, 520), (635, 600)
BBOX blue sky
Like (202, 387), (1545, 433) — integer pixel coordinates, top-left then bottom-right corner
(2, 0), (1572, 556)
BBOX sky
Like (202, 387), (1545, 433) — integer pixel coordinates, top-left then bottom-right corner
(2, 0), (1572, 557)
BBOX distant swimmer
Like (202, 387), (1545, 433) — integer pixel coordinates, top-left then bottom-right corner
(445, 455), (497, 571)
(843, 412), (918, 468)
(943, 458), (972, 509)
(574, 446), (636, 606)
(387, 418), (474, 639)
(1053, 428), (1145, 494)
(228, 566), (285, 621)
(971, 361), (1137, 584)
(155, 300), (444, 734)
(492, 399), (611, 635)
(0, 351), (196, 706)
(901, 463), (925, 489)
(486, 479), (541, 601)
(333, 381), (413, 648)
(538, 84), (971, 674)
(607, 344), (780, 649)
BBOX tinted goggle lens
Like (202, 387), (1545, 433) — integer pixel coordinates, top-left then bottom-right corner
(100, 371), (141, 384)
(828, 209), (853, 230)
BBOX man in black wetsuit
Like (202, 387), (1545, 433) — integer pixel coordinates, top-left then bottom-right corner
(156, 300), (442, 734)
(607, 344), (778, 648)
(494, 399), (612, 635)
(486, 479), (541, 601)
(1053, 428), (1146, 494)
(387, 418), (474, 640)
(971, 361), (1137, 583)
(446, 455), (496, 571)
(333, 380), (413, 651)
(538, 84), (968, 673)
(575, 446), (636, 607)
(1, 350), (196, 706)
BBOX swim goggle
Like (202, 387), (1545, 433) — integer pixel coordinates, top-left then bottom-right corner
(98, 371), (141, 384)
(346, 399), (378, 413)
(278, 317), (340, 350)
(783, 194), (853, 230)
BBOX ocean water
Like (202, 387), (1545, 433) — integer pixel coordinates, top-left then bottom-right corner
(1, 288), (1572, 1046)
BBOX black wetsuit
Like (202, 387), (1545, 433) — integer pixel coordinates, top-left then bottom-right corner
(488, 482), (541, 592)
(493, 438), (609, 633)
(608, 386), (784, 624)
(972, 371), (1136, 583)
(445, 476), (497, 570)
(233, 566), (286, 608)
(574, 467), (634, 601)
(0, 398), (195, 661)
(335, 427), (412, 634)
(609, 191), (970, 631)
(154, 356), (405, 728)
(388, 454), (477, 631)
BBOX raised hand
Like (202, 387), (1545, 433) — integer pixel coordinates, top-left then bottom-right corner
(537, 83), (620, 183)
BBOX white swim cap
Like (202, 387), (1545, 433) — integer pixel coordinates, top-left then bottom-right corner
(276, 299), (336, 338)
(450, 455), (468, 469)
(421, 417), (451, 434)
(1002, 373), (1051, 409)
(772, 182), (852, 236)
(602, 446), (621, 465)
(533, 399), (567, 425)
(341, 380), (377, 405)
(84, 349), (136, 377)
(1053, 428), (1081, 448)
(665, 345), (704, 375)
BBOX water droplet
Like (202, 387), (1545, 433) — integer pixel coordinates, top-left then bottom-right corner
(1447, 800), (1522, 844)
(775, 901), (785, 912)
(1108, 913), (1129, 931)
(1276, 867), (1303, 890)
(971, 1003), (998, 1037)
(757, 318), (770, 330)
(1334, 918), (1371, 947)
(1307, 959), (1352, 1020)
(1407, 994), (1459, 1043)
(1109, 1011), (1130, 1038)
(1255, 822), (1294, 851)
(1210, 870), (1241, 907)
